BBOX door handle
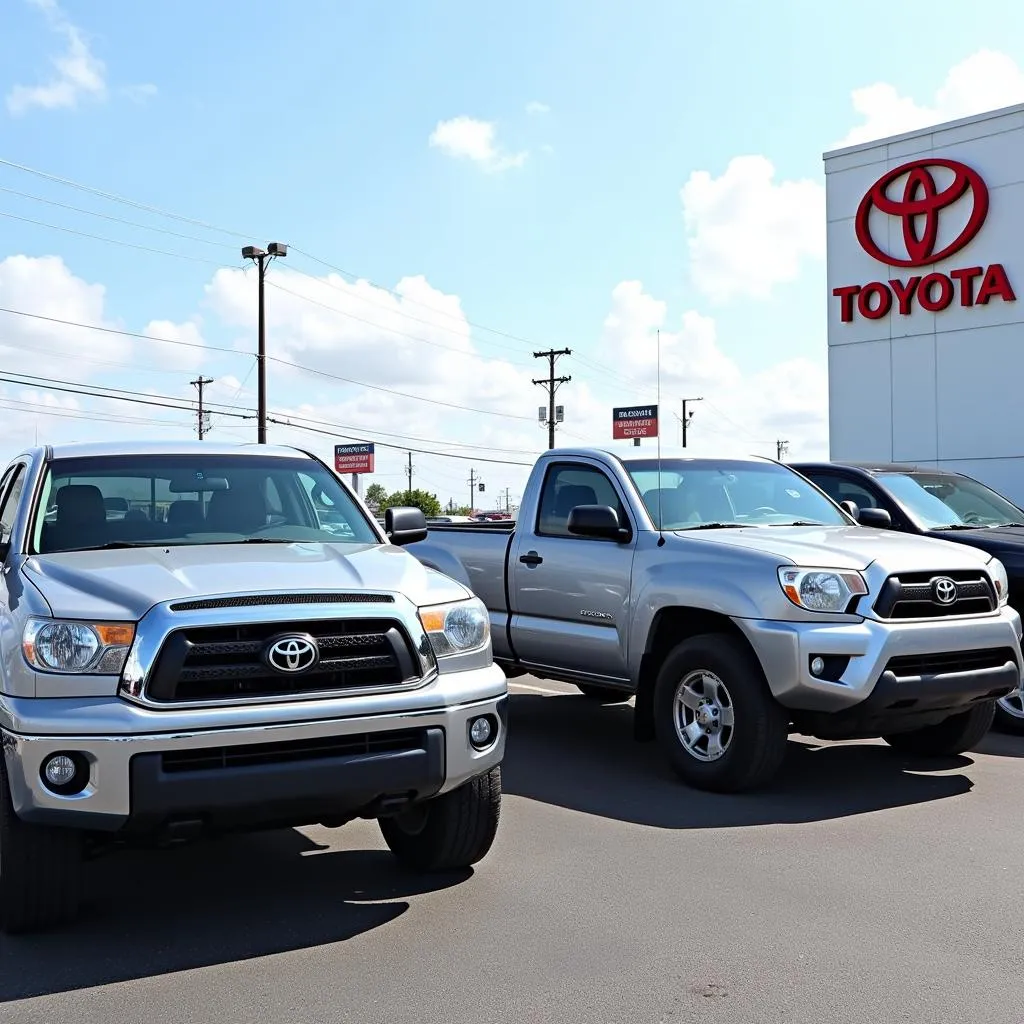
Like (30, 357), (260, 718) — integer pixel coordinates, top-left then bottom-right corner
(519, 551), (543, 566)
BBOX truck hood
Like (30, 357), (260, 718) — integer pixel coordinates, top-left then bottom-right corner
(21, 542), (469, 621)
(676, 525), (995, 573)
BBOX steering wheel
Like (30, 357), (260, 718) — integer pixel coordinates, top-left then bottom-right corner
(753, 505), (779, 515)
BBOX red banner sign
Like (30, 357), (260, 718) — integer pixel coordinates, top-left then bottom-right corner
(613, 405), (658, 440)
(334, 443), (375, 474)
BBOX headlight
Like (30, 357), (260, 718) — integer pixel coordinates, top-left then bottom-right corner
(418, 598), (489, 657)
(988, 557), (1010, 607)
(23, 618), (136, 674)
(778, 566), (868, 613)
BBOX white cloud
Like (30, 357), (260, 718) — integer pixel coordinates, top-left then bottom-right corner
(836, 49), (1024, 149)
(0, 257), (827, 510)
(121, 82), (158, 104)
(428, 116), (528, 172)
(6, 0), (107, 115)
(526, 101), (550, 116)
(680, 155), (825, 303)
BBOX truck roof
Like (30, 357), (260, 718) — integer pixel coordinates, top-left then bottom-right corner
(21, 439), (313, 461)
(550, 445), (774, 466)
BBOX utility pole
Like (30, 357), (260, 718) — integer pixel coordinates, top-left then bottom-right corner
(406, 452), (414, 502)
(533, 348), (571, 449)
(776, 440), (789, 461)
(191, 376), (213, 439)
(241, 242), (288, 443)
(502, 487), (511, 513)
(468, 468), (481, 514)
(679, 397), (703, 447)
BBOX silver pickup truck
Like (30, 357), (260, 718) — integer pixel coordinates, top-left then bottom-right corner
(408, 447), (1023, 794)
(0, 440), (507, 933)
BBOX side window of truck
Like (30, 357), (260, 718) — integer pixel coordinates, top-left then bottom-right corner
(536, 463), (627, 538)
(809, 473), (876, 510)
(0, 464), (25, 547)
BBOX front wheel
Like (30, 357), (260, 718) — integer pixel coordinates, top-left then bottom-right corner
(0, 759), (83, 934)
(883, 701), (995, 756)
(653, 634), (789, 793)
(993, 688), (1024, 735)
(379, 767), (501, 872)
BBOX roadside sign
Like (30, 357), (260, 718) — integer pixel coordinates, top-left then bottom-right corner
(612, 405), (658, 440)
(334, 443), (375, 474)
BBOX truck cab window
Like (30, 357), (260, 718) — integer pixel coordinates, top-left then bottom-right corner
(537, 464), (626, 537)
(0, 465), (24, 546)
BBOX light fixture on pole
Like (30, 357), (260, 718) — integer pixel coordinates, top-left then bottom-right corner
(241, 241), (288, 443)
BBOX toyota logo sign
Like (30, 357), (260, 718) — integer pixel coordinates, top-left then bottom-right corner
(265, 634), (320, 674)
(855, 159), (989, 268)
(931, 577), (959, 606)
(833, 158), (1016, 324)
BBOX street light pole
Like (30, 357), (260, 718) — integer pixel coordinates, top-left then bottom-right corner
(241, 242), (288, 443)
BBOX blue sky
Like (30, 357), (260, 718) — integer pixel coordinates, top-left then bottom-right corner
(3, 0), (1024, 506)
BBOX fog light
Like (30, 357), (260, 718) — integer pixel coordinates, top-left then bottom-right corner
(810, 656), (825, 677)
(44, 754), (76, 787)
(469, 715), (494, 749)
(40, 752), (86, 795)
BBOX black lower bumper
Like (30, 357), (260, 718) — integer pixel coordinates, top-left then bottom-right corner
(794, 660), (1019, 740)
(123, 726), (446, 837)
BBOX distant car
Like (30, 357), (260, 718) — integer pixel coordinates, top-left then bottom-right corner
(791, 460), (1024, 735)
(426, 515), (475, 524)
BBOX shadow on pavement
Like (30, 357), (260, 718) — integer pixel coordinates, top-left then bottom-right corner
(975, 729), (1024, 758)
(503, 692), (975, 828)
(0, 828), (468, 1002)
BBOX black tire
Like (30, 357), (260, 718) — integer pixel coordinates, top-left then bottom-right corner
(0, 758), (83, 934)
(379, 766), (501, 872)
(993, 691), (1024, 735)
(575, 683), (631, 704)
(883, 700), (996, 756)
(653, 633), (788, 793)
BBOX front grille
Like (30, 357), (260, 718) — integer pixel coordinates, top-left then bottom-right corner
(885, 647), (1016, 678)
(145, 618), (421, 702)
(873, 570), (996, 619)
(161, 729), (427, 773)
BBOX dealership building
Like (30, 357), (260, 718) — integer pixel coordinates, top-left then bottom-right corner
(824, 102), (1024, 504)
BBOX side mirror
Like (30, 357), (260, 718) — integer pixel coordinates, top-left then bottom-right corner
(384, 506), (428, 546)
(857, 506), (892, 529)
(0, 540), (10, 563)
(567, 504), (630, 541)
(839, 500), (859, 520)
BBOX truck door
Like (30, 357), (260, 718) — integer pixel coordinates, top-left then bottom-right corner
(509, 460), (635, 682)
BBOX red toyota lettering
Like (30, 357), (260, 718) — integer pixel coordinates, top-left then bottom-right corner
(976, 263), (1016, 305)
(917, 272), (954, 312)
(857, 282), (891, 320)
(832, 285), (861, 323)
(888, 276), (920, 315)
(950, 266), (983, 306)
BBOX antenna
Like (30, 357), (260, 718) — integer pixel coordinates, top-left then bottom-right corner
(656, 329), (665, 546)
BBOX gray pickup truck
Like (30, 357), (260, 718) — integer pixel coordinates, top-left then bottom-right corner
(408, 447), (1023, 793)
(0, 440), (507, 933)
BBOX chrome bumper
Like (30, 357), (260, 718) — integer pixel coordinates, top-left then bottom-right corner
(739, 606), (1024, 712)
(1, 663), (507, 831)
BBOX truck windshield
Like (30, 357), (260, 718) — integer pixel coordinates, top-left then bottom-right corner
(31, 453), (380, 554)
(875, 472), (1024, 529)
(626, 459), (849, 530)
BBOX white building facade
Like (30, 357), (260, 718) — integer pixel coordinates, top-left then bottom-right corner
(824, 102), (1024, 503)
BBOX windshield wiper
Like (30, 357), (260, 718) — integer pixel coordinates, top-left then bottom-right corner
(676, 522), (748, 531)
(214, 537), (294, 544)
(991, 523), (1024, 528)
(933, 524), (982, 531)
(766, 520), (824, 527)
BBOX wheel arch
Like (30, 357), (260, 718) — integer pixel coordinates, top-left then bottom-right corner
(633, 607), (760, 742)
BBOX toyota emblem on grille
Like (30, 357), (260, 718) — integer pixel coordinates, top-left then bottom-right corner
(265, 634), (320, 674)
(931, 577), (958, 605)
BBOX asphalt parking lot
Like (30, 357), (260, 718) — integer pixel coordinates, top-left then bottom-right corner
(3, 676), (1024, 1023)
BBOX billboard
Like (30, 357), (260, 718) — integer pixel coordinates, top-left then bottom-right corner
(334, 443), (375, 474)
(612, 405), (658, 440)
